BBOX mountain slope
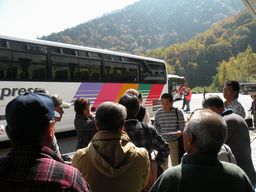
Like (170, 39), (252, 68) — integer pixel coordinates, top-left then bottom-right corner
(146, 11), (256, 87)
(41, 0), (243, 53)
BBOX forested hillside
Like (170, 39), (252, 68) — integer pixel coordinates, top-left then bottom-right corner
(146, 11), (256, 88)
(213, 46), (256, 89)
(40, 0), (243, 53)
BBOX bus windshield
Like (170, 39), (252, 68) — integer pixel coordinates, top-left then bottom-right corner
(168, 74), (185, 100)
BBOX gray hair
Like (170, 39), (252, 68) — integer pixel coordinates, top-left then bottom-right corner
(187, 109), (227, 154)
(96, 102), (127, 131)
(124, 88), (139, 97)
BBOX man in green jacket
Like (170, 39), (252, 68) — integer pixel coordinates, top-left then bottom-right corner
(150, 109), (254, 192)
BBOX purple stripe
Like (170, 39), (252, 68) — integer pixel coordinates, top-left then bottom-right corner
(73, 83), (103, 103)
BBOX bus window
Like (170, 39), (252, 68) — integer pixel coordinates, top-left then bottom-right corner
(104, 60), (124, 82)
(123, 63), (139, 83)
(62, 48), (76, 56)
(89, 52), (101, 58)
(8, 41), (28, 52)
(141, 61), (166, 84)
(12, 52), (47, 81)
(69, 63), (77, 80)
(0, 39), (7, 48)
(79, 59), (101, 81)
(0, 50), (11, 80)
(49, 47), (62, 54)
(78, 50), (89, 57)
(51, 55), (78, 81)
(32, 68), (45, 80)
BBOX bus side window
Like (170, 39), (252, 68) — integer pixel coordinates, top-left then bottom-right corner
(104, 61), (124, 82)
(32, 68), (45, 80)
(79, 71), (89, 81)
(0, 70), (4, 79)
(6, 67), (17, 80)
(79, 58), (101, 82)
(90, 73), (100, 81)
(12, 52), (47, 81)
(51, 55), (78, 82)
(69, 63), (77, 80)
(0, 50), (11, 80)
(19, 58), (30, 80)
(55, 70), (68, 80)
(123, 63), (138, 83)
(141, 61), (166, 84)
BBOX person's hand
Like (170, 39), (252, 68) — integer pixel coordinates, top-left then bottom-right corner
(0, 125), (5, 135)
(176, 130), (182, 137)
(88, 113), (95, 119)
(160, 159), (169, 171)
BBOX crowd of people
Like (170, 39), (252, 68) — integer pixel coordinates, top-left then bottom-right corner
(0, 80), (256, 192)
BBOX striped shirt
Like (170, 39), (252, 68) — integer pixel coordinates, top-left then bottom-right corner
(225, 99), (246, 118)
(154, 108), (185, 141)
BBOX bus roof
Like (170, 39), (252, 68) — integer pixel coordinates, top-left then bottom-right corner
(0, 34), (165, 64)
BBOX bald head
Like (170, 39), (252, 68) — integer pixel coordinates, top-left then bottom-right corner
(184, 109), (227, 154)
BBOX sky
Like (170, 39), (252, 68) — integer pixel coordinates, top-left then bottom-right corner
(0, 0), (139, 39)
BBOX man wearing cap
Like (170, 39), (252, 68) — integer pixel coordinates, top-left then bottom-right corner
(0, 92), (90, 191)
(50, 94), (71, 157)
(51, 94), (71, 121)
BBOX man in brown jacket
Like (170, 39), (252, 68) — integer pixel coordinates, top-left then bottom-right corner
(72, 102), (149, 192)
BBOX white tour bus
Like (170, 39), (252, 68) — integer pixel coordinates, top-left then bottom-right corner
(0, 35), (168, 142)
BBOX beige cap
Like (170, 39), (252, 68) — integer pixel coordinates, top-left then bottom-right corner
(51, 94), (71, 108)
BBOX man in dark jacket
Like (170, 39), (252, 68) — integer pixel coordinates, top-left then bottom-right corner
(74, 98), (96, 150)
(202, 95), (256, 187)
(119, 94), (169, 170)
(150, 109), (254, 192)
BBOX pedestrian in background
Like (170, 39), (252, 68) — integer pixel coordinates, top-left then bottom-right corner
(74, 98), (96, 150)
(154, 93), (185, 166)
(184, 86), (192, 112)
(250, 95), (256, 128)
(181, 83), (192, 112)
(223, 80), (245, 118)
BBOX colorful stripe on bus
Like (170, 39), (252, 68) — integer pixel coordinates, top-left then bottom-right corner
(72, 82), (164, 109)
